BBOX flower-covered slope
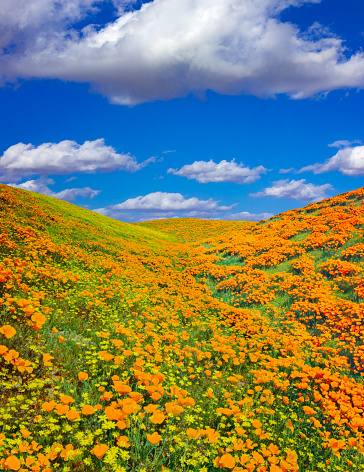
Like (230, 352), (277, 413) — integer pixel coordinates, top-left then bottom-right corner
(1, 183), (364, 472)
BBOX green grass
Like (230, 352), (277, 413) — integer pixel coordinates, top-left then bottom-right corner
(216, 254), (245, 266)
(22, 189), (177, 246)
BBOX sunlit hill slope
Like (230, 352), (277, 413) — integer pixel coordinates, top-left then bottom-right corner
(1, 183), (364, 472)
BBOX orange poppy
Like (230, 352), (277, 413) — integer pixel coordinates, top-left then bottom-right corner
(41, 401), (56, 412)
(66, 409), (80, 421)
(55, 404), (69, 415)
(78, 372), (89, 381)
(220, 453), (236, 469)
(82, 405), (95, 415)
(91, 444), (109, 459)
(60, 395), (75, 405)
(6, 455), (21, 470)
(0, 325), (16, 338)
(150, 412), (165, 424)
(147, 432), (162, 445)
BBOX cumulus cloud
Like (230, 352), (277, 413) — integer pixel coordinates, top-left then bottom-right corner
(0, 0), (100, 57)
(251, 179), (332, 202)
(168, 159), (268, 184)
(93, 191), (237, 221)
(2, 0), (364, 104)
(224, 211), (274, 221)
(8, 178), (100, 202)
(0, 138), (149, 182)
(299, 143), (364, 176)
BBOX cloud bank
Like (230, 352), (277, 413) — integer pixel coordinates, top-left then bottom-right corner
(8, 178), (100, 202)
(94, 191), (237, 221)
(168, 159), (268, 184)
(2, 0), (364, 104)
(0, 139), (149, 182)
(251, 179), (332, 202)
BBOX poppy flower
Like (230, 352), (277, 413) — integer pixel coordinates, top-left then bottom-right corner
(55, 404), (69, 415)
(6, 455), (21, 470)
(31, 312), (46, 326)
(144, 404), (159, 414)
(60, 395), (75, 405)
(147, 432), (162, 445)
(82, 405), (95, 415)
(43, 353), (54, 366)
(150, 412), (165, 424)
(0, 325), (16, 338)
(186, 428), (199, 440)
(66, 409), (80, 421)
(171, 405), (184, 416)
(220, 453), (236, 469)
(42, 401), (56, 412)
(92, 444), (109, 459)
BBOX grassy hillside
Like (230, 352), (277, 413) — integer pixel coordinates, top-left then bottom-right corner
(1, 183), (364, 472)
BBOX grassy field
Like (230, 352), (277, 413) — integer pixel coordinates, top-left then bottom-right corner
(1, 183), (364, 472)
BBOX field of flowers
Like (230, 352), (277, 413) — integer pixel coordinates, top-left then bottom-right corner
(1, 183), (364, 472)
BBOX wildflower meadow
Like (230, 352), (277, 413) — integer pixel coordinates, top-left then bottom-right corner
(1, 183), (364, 472)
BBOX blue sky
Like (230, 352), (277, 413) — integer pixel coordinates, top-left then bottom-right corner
(0, 0), (363, 222)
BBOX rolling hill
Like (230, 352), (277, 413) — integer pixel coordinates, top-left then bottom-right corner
(1, 183), (364, 472)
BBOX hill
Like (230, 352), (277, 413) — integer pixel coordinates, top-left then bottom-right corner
(1, 183), (364, 472)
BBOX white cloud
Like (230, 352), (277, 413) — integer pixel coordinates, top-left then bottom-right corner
(328, 140), (362, 149)
(65, 176), (77, 183)
(251, 179), (332, 201)
(279, 167), (296, 174)
(93, 191), (237, 221)
(168, 159), (268, 184)
(8, 178), (100, 202)
(97, 191), (235, 211)
(299, 144), (364, 176)
(0, 0), (99, 54)
(2, 0), (364, 104)
(224, 211), (274, 221)
(0, 138), (149, 182)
